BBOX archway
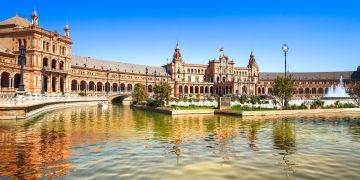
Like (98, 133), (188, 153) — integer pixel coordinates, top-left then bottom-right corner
(184, 86), (188, 93)
(311, 88), (316, 94)
(148, 85), (153, 93)
(52, 76), (57, 92)
(298, 88), (304, 94)
(200, 86), (204, 93)
(190, 86), (194, 93)
(113, 83), (118, 92)
(97, 82), (103, 91)
(1, 72), (10, 88)
(44, 76), (48, 92)
(89, 81), (95, 91)
(195, 86), (199, 93)
(105, 82), (110, 92)
(210, 86), (213, 95)
(120, 83), (125, 92)
(80, 80), (86, 91)
(60, 77), (65, 94)
(14, 73), (21, 88)
(71, 80), (77, 91)
(179, 85), (183, 94)
(127, 84), (133, 92)
(318, 88), (324, 94)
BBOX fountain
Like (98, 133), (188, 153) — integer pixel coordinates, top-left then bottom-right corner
(322, 76), (350, 99)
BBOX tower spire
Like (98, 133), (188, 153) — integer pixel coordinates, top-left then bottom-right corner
(175, 41), (180, 50)
(172, 42), (182, 63)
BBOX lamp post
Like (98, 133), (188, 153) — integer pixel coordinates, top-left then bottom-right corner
(282, 44), (289, 78)
(145, 67), (148, 92)
(17, 44), (26, 94)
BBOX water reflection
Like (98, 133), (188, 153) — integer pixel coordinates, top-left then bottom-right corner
(0, 105), (360, 179)
(272, 119), (297, 175)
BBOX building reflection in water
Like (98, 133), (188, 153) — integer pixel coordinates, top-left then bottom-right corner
(0, 112), (71, 179)
(0, 105), (312, 179)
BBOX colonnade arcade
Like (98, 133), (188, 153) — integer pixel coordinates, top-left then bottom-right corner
(42, 57), (68, 94)
(0, 71), (21, 92)
(70, 80), (134, 94)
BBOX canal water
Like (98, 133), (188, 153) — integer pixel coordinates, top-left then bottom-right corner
(0, 105), (360, 179)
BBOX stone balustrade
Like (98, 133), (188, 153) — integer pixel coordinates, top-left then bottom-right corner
(0, 93), (107, 106)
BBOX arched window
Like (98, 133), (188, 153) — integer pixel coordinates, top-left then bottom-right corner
(43, 58), (49, 67)
(51, 59), (57, 69)
(59, 61), (64, 70)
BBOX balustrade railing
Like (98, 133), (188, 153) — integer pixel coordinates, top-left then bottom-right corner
(0, 93), (107, 106)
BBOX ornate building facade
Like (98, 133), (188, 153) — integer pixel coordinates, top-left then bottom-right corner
(0, 11), (359, 99)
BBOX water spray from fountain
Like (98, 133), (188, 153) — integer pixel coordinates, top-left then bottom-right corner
(323, 76), (350, 98)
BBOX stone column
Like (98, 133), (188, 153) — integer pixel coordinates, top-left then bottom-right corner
(57, 75), (61, 93)
(49, 75), (52, 93)
(10, 78), (13, 88)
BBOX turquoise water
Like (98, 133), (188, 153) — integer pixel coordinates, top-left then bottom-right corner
(0, 105), (360, 179)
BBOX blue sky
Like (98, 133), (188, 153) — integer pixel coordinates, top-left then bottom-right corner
(1, 0), (359, 72)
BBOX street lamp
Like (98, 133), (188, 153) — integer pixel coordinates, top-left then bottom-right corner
(17, 44), (26, 93)
(282, 44), (289, 77)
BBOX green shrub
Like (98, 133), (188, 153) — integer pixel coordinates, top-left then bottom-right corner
(311, 100), (325, 109)
(78, 91), (86, 96)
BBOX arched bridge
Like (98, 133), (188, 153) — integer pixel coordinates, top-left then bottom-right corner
(107, 92), (133, 105)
